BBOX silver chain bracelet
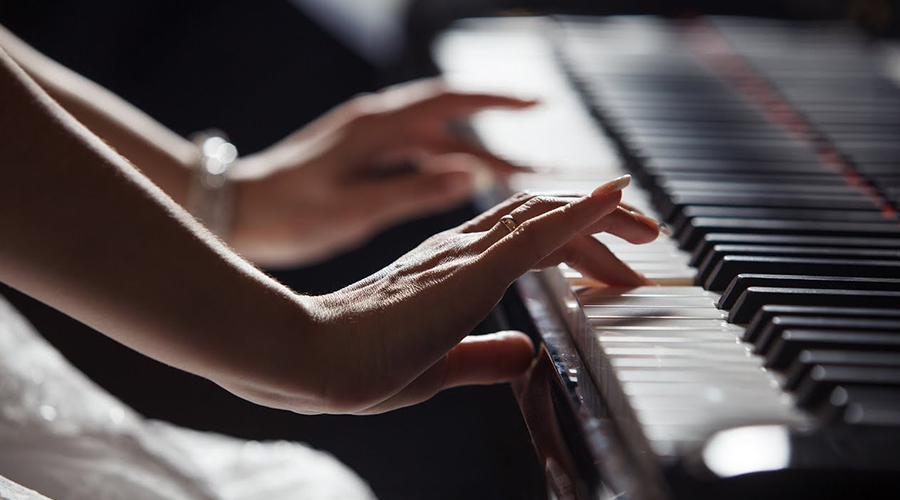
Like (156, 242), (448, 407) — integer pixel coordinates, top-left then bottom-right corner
(186, 132), (238, 240)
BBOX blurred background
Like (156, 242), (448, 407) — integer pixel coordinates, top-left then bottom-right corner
(0, 1), (897, 499)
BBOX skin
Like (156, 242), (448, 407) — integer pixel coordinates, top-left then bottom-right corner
(0, 23), (538, 267)
(0, 29), (659, 415)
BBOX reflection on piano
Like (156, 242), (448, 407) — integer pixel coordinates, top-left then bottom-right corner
(435, 15), (900, 500)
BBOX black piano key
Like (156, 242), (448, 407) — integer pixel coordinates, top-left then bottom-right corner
(606, 105), (769, 123)
(706, 256), (900, 292)
(720, 275), (900, 311)
(784, 350), (900, 391)
(855, 163), (900, 176)
(755, 317), (900, 356)
(662, 198), (879, 223)
(691, 233), (900, 269)
(766, 329), (900, 370)
(653, 172), (847, 185)
(827, 386), (900, 427)
(794, 365), (900, 410)
(613, 123), (788, 141)
(673, 207), (891, 234)
(698, 246), (900, 286)
(744, 306), (900, 344)
(644, 158), (832, 178)
(636, 144), (819, 163)
(729, 288), (900, 324)
(682, 219), (898, 253)
(630, 135), (809, 150)
(667, 183), (873, 199)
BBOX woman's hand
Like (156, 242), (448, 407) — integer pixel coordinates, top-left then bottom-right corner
(226, 175), (660, 415)
(228, 79), (537, 267)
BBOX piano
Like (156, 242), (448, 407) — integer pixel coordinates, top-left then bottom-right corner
(434, 15), (900, 500)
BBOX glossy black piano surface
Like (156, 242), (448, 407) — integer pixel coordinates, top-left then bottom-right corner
(435, 15), (900, 500)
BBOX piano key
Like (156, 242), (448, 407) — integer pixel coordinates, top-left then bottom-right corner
(645, 158), (831, 177)
(690, 233), (900, 269)
(766, 330), (900, 370)
(719, 275), (900, 311)
(754, 317), (900, 356)
(698, 246), (900, 286)
(827, 386), (900, 427)
(743, 306), (900, 344)
(705, 256), (900, 292)
(784, 350), (900, 391)
(672, 207), (891, 234)
(681, 219), (900, 253)
(793, 366), (900, 409)
(729, 288), (900, 323)
(635, 144), (820, 163)
(662, 197), (879, 223)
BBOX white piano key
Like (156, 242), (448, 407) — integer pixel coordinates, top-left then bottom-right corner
(589, 319), (734, 330)
(585, 306), (727, 319)
(610, 357), (762, 369)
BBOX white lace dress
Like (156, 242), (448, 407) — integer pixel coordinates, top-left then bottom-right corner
(0, 296), (377, 500)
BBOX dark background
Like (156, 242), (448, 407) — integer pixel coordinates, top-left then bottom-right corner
(0, 1), (897, 499)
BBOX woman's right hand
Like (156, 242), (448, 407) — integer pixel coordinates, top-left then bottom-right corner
(222, 175), (660, 415)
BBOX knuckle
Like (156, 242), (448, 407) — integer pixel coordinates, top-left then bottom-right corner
(509, 191), (532, 203)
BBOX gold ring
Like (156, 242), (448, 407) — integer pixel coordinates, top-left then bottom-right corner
(499, 215), (519, 233)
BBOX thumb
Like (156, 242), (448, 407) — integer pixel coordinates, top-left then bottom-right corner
(353, 331), (535, 415)
(440, 331), (536, 389)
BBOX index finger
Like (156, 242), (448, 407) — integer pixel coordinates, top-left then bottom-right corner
(395, 80), (538, 118)
(423, 91), (539, 117)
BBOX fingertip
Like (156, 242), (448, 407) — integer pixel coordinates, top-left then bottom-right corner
(508, 96), (541, 108)
(591, 174), (631, 197)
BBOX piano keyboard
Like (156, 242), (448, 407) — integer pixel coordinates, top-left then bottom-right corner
(435, 15), (900, 500)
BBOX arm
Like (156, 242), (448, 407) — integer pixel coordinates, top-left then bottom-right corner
(0, 23), (196, 203)
(0, 23), (546, 267)
(0, 44), (323, 403)
(0, 43), (658, 415)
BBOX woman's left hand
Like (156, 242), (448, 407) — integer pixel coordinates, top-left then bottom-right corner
(228, 79), (537, 267)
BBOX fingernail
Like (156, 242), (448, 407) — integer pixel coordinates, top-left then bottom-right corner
(591, 174), (631, 197)
(658, 222), (674, 237)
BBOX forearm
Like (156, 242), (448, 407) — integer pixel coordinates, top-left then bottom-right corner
(0, 23), (195, 204)
(0, 46), (321, 404)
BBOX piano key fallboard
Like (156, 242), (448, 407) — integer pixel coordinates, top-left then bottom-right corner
(435, 15), (900, 500)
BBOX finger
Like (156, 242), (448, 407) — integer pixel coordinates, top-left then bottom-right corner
(459, 191), (534, 233)
(617, 201), (645, 216)
(474, 194), (589, 252)
(536, 236), (651, 286)
(355, 331), (534, 415)
(375, 78), (538, 116)
(410, 85), (539, 118)
(459, 192), (584, 233)
(352, 169), (474, 226)
(479, 178), (629, 284)
(583, 206), (660, 244)
(426, 135), (531, 174)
